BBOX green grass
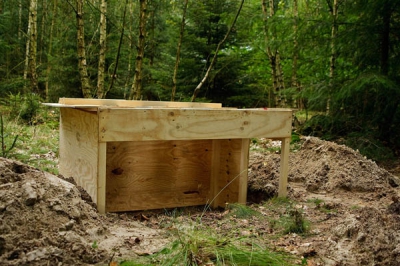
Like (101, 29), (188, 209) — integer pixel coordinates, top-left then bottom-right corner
(0, 112), (59, 174)
(127, 226), (297, 266)
(266, 197), (311, 235)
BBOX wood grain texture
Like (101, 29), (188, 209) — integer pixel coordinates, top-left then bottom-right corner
(210, 139), (244, 207)
(58, 98), (222, 108)
(278, 137), (290, 197)
(105, 140), (213, 212)
(99, 108), (292, 142)
(59, 108), (99, 204)
(97, 142), (107, 213)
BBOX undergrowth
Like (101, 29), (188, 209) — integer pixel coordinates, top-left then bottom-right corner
(121, 224), (297, 266)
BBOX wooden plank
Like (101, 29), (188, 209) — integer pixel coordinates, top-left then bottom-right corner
(105, 140), (212, 212)
(58, 98), (222, 108)
(59, 108), (99, 204)
(99, 108), (292, 142)
(97, 142), (107, 214)
(238, 138), (250, 204)
(278, 137), (290, 197)
(211, 139), (244, 207)
(210, 140), (222, 208)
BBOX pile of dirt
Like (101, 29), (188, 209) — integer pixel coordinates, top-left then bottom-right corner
(248, 136), (400, 265)
(0, 158), (171, 266)
(1, 136), (399, 265)
(0, 158), (109, 265)
(248, 136), (399, 201)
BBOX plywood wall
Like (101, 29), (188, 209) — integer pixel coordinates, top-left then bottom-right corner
(59, 108), (99, 204)
(106, 140), (213, 212)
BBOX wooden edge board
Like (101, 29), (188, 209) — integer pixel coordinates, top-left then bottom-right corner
(57, 98), (223, 108)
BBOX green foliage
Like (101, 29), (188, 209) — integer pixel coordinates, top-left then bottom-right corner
(0, 114), (19, 158)
(227, 203), (261, 219)
(266, 197), (310, 235)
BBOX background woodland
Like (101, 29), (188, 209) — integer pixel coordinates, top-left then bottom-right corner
(0, 0), (399, 159)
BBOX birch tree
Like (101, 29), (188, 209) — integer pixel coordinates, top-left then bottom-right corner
(129, 0), (147, 100)
(171, 0), (188, 101)
(327, 0), (338, 114)
(25, 0), (38, 93)
(76, 0), (92, 98)
(96, 0), (107, 98)
(261, 0), (286, 108)
(191, 0), (245, 102)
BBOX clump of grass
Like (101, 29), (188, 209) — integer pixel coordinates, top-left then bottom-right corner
(147, 227), (296, 266)
(266, 197), (310, 235)
(227, 203), (260, 219)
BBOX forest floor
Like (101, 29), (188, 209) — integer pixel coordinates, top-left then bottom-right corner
(1, 136), (400, 265)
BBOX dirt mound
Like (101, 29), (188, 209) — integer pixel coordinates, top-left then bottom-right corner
(0, 158), (109, 265)
(248, 136), (400, 265)
(248, 136), (399, 201)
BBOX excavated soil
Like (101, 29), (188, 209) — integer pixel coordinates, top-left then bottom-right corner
(1, 136), (400, 265)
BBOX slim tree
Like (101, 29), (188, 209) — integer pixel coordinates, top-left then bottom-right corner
(261, 0), (286, 108)
(327, 0), (338, 114)
(291, 0), (300, 108)
(171, 0), (189, 101)
(96, 0), (107, 98)
(76, 0), (92, 98)
(25, 0), (38, 93)
(129, 0), (147, 100)
(45, 0), (57, 101)
(191, 0), (245, 102)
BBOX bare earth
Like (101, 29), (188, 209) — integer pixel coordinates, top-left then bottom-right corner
(0, 136), (399, 265)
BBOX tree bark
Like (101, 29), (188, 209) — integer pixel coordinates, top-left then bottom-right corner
(327, 0), (338, 114)
(45, 0), (57, 101)
(380, 0), (391, 76)
(96, 0), (107, 98)
(191, 0), (244, 102)
(262, 0), (284, 107)
(291, 0), (300, 108)
(171, 0), (189, 102)
(76, 0), (92, 98)
(25, 0), (38, 93)
(106, 0), (128, 98)
(129, 0), (147, 100)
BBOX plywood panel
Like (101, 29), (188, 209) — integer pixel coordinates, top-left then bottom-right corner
(58, 98), (222, 108)
(105, 140), (213, 212)
(59, 108), (99, 204)
(99, 108), (292, 142)
(211, 139), (244, 207)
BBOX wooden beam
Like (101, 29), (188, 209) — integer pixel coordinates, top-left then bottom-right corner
(238, 138), (250, 204)
(98, 108), (292, 142)
(278, 137), (290, 197)
(58, 98), (222, 108)
(97, 142), (107, 213)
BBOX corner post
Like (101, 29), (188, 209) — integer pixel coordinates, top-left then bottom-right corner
(278, 137), (290, 197)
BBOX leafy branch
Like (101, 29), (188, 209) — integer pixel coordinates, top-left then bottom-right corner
(0, 114), (19, 158)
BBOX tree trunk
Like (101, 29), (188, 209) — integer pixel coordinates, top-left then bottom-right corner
(191, 0), (244, 102)
(18, 0), (22, 40)
(327, 0), (338, 114)
(129, 0), (147, 100)
(171, 0), (189, 102)
(380, 0), (391, 76)
(106, 0), (128, 98)
(96, 0), (107, 99)
(25, 0), (38, 93)
(291, 0), (301, 109)
(76, 0), (92, 98)
(45, 0), (57, 101)
(262, 0), (283, 107)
